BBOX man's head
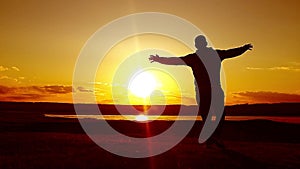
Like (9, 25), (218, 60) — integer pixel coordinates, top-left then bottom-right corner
(195, 35), (208, 50)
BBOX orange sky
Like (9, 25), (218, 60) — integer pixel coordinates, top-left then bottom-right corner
(0, 0), (300, 105)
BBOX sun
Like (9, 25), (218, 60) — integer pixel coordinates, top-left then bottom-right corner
(135, 114), (149, 122)
(128, 71), (157, 98)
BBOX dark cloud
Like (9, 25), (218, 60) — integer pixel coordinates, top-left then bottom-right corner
(4, 94), (45, 101)
(0, 85), (73, 94)
(0, 85), (13, 94)
(77, 86), (93, 92)
(0, 85), (73, 102)
(232, 91), (300, 103)
(42, 85), (73, 94)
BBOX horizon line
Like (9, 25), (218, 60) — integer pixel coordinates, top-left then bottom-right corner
(1, 101), (299, 106)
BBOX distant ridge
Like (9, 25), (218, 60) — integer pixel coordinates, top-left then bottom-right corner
(0, 101), (299, 116)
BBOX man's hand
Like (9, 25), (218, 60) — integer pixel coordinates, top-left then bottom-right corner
(244, 44), (253, 51)
(149, 54), (160, 63)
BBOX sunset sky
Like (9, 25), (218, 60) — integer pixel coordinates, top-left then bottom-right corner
(0, 0), (299, 105)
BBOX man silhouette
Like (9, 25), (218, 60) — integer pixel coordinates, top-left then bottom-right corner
(149, 35), (253, 148)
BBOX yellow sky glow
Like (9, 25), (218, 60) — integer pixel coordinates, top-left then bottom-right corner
(0, 0), (299, 104)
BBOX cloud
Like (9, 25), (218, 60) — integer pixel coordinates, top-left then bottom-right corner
(0, 76), (9, 80)
(90, 82), (110, 86)
(0, 66), (9, 72)
(0, 65), (21, 72)
(42, 85), (73, 94)
(0, 66), (22, 82)
(77, 86), (93, 92)
(11, 66), (20, 71)
(0, 85), (74, 102)
(246, 66), (300, 72)
(232, 91), (300, 103)
(0, 85), (12, 94)
(0, 76), (18, 82)
(4, 94), (45, 101)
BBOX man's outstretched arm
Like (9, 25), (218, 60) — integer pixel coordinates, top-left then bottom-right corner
(149, 54), (185, 65)
(217, 44), (253, 60)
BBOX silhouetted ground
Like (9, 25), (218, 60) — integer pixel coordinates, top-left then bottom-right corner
(0, 102), (300, 169)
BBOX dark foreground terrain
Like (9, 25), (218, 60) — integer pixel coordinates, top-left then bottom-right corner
(0, 102), (299, 169)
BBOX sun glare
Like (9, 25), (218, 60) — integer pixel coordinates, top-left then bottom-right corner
(128, 71), (157, 98)
(135, 114), (149, 122)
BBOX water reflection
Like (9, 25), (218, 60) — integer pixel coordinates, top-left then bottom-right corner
(44, 114), (300, 124)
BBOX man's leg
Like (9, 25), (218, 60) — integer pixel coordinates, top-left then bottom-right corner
(205, 110), (226, 148)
